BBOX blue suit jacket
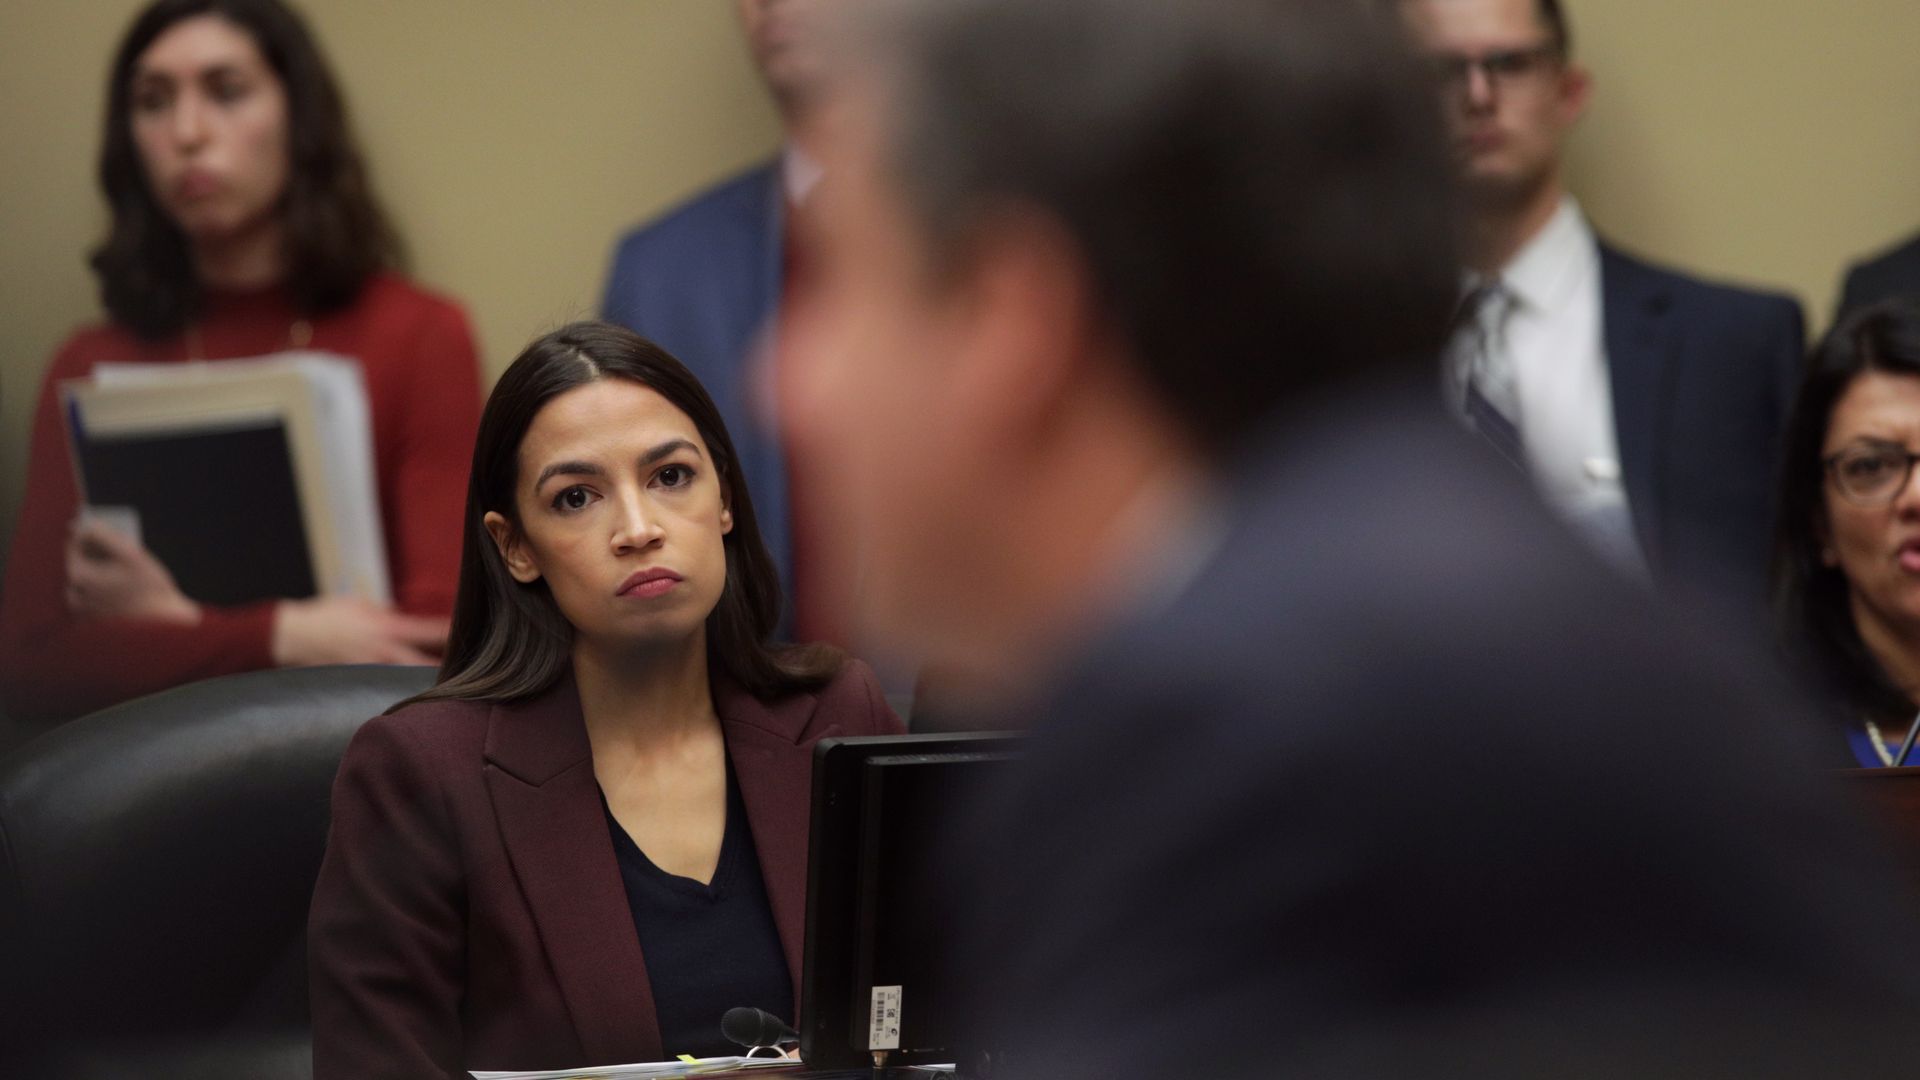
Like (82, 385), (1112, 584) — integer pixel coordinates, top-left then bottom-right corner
(602, 162), (791, 597)
(1598, 244), (1803, 607)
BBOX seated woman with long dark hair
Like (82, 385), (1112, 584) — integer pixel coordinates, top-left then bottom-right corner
(0, 0), (480, 726)
(1776, 299), (1920, 766)
(308, 322), (902, 1076)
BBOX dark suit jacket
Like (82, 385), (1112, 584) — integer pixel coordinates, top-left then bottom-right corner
(946, 382), (1920, 1078)
(601, 163), (792, 597)
(1837, 230), (1920, 318)
(308, 661), (900, 1079)
(1598, 244), (1803, 607)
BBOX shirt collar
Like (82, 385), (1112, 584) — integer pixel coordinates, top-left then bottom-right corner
(1493, 195), (1594, 314)
(782, 143), (824, 206)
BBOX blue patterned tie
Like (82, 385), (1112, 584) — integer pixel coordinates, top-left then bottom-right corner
(1456, 281), (1524, 468)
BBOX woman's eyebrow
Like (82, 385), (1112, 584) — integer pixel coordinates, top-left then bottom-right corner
(534, 460), (605, 488)
(135, 60), (246, 84)
(640, 438), (701, 466)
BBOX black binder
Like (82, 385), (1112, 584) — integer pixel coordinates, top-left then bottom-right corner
(68, 406), (318, 606)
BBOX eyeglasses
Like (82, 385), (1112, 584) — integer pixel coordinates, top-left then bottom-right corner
(1825, 444), (1920, 505)
(1428, 44), (1564, 92)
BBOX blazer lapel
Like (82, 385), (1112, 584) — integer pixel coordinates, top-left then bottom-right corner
(717, 678), (833, 1012)
(1600, 244), (1679, 568)
(484, 677), (662, 1064)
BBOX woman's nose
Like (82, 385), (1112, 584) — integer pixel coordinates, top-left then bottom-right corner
(1895, 469), (1920, 517)
(170, 91), (209, 151)
(610, 494), (664, 552)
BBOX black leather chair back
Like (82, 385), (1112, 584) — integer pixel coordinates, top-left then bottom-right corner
(0, 664), (435, 1078)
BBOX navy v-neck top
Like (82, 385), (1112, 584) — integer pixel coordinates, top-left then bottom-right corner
(603, 761), (795, 1059)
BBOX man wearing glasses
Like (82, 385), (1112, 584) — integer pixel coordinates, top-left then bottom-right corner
(1402, 0), (1805, 609)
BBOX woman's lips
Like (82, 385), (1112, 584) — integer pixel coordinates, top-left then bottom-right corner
(175, 169), (221, 200)
(617, 568), (684, 599)
(1897, 541), (1920, 574)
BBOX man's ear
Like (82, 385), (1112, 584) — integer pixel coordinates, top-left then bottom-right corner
(484, 511), (542, 583)
(948, 205), (1099, 440)
(1557, 61), (1593, 126)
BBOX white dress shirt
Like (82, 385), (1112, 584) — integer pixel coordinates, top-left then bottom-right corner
(782, 143), (824, 206)
(1446, 196), (1645, 578)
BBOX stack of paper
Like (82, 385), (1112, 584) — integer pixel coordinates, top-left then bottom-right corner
(470, 1055), (798, 1079)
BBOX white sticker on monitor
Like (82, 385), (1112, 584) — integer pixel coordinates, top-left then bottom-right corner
(869, 985), (903, 1050)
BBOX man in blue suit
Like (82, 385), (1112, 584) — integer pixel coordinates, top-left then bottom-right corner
(601, 1), (840, 628)
(777, 0), (1919, 1076)
(1402, 0), (1803, 608)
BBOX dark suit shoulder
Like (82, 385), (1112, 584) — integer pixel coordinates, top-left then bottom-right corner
(1840, 231), (1920, 316)
(611, 160), (780, 257)
(1599, 241), (1801, 315)
(1847, 230), (1920, 280)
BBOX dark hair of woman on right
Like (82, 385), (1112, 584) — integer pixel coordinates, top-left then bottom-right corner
(1775, 298), (1920, 766)
(309, 322), (903, 1077)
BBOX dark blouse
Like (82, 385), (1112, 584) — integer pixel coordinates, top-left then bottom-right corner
(603, 761), (795, 1058)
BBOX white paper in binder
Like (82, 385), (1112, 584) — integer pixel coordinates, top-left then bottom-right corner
(85, 350), (391, 604)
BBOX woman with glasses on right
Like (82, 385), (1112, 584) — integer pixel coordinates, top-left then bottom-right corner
(1776, 299), (1920, 766)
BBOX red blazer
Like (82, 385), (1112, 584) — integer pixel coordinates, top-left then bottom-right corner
(307, 660), (903, 1079)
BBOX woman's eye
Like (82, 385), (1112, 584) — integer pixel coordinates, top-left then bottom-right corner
(552, 486), (596, 512)
(132, 87), (170, 113)
(657, 465), (693, 489)
(1846, 454), (1899, 480)
(209, 78), (250, 104)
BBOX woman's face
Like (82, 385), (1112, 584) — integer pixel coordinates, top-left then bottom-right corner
(128, 15), (291, 247)
(1822, 370), (1920, 645)
(486, 379), (734, 656)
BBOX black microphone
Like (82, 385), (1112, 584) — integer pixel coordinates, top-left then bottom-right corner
(721, 1006), (798, 1050)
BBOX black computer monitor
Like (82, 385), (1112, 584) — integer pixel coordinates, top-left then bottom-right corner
(798, 732), (1023, 1070)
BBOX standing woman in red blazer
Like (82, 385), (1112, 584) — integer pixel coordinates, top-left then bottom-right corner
(308, 322), (903, 1077)
(0, 0), (480, 726)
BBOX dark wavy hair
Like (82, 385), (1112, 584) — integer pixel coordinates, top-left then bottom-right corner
(91, 0), (402, 340)
(1773, 299), (1920, 726)
(399, 322), (841, 711)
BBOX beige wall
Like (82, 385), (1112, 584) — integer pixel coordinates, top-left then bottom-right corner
(2, 1), (1919, 571)
(1566, 0), (1920, 310)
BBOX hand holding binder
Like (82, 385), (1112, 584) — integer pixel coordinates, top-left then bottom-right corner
(64, 514), (199, 625)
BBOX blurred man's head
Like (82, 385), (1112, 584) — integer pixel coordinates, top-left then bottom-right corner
(779, 0), (1457, 680)
(1399, 0), (1589, 211)
(736, 0), (841, 123)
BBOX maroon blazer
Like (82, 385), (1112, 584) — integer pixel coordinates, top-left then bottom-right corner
(307, 661), (902, 1079)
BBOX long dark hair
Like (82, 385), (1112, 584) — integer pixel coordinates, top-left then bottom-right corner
(91, 0), (402, 340)
(1774, 299), (1920, 725)
(400, 321), (841, 711)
